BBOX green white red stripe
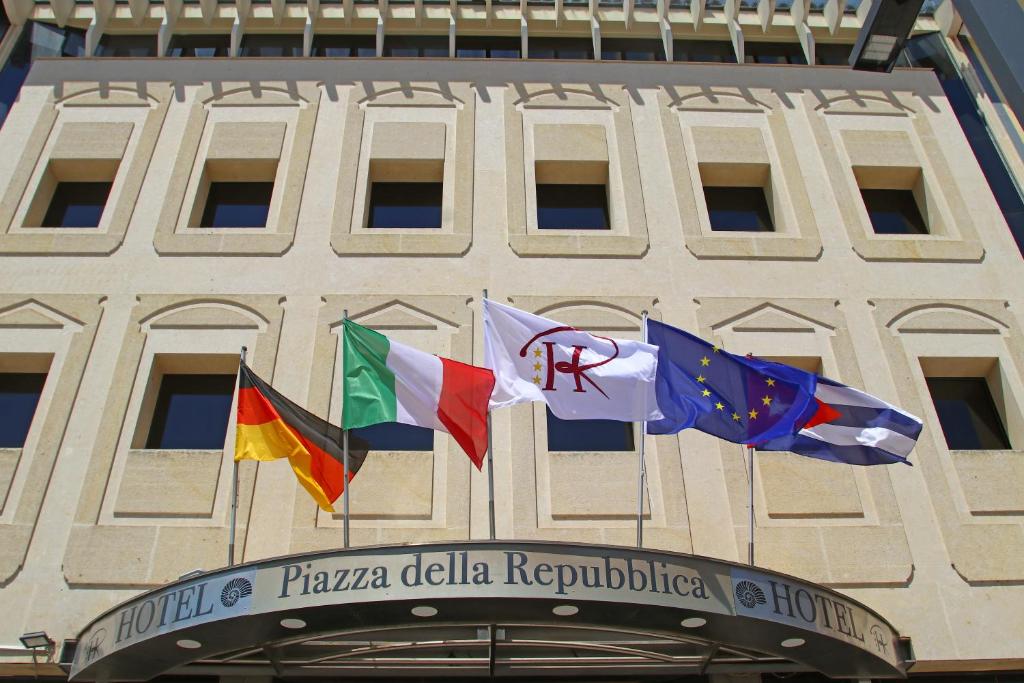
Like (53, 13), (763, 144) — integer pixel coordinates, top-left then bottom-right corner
(342, 319), (495, 469)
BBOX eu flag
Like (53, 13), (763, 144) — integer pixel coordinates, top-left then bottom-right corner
(646, 319), (818, 444)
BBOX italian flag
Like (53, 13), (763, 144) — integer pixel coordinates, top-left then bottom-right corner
(342, 319), (496, 469)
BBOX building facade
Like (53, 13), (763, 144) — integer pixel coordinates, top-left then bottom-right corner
(0, 0), (1022, 680)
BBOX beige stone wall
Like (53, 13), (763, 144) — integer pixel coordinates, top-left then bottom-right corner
(0, 58), (1021, 672)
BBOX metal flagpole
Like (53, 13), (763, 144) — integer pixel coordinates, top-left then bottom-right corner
(483, 290), (496, 540)
(636, 311), (648, 548)
(229, 346), (246, 567)
(342, 309), (351, 549)
(748, 445), (755, 565)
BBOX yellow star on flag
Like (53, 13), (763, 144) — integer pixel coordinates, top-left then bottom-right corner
(715, 401), (725, 411)
(766, 377), (776, 387)
(533, 361), (542, 372)
(712, 345), (721, 354)
(533, 347), (542, 358)
(762, 395), (773, 406)
(532, 375), (541, 385)
(700, 356), (710, 367)
(701, 389), (711, 397)
(748, 409), (759, 420)
(732, 412), (742, 421)
(696, 374), (706, 383)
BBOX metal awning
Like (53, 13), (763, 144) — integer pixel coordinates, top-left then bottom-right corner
(70, 541), (910, 681)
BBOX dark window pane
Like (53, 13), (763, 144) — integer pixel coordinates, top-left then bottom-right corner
(546, 408), (634, 452)
(201, 182), (274, 228)
(456, 36), (521, 58)
(239, 34), (303, 56)
(383, 35), (449, 57)
(167, 34), (231, 57)
(536, 184), (609, 230)
(816, 43), (853, 65)
(145, 374), (235, 450)
(311, 34), (376, 57)
(704, 186), (773, 232)
(674, 39), (736, 63)
(0, 4), (9, 41)
(368, 182), (443, 229)
(745, 41), (807, 65)
(96, 34), (157, 56)
(529, 37), (593, 60)
(41, 182), (112, 228)
(601, 38), (665, 61)
(926, 377), (1011, 450)
(0, 373), (46, 448)
(351, 422), (433, 451)
(860, 189), (928, 235)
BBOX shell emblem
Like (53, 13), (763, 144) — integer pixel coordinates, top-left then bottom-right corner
(735, 580), (767, 609)
(220, 577), (253, 607)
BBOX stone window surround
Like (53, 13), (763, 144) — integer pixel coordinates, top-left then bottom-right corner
(500, 295), (690, 551)
(65, 296), (282, 587)
(695, 297), (912, 586)
(0, 84), (171, 255)
(330, 83), (474, 257)
(505, 86), (650, 258)
(659, 89), (823, 261)
(810, 93), (985, 263)
(0, 295), (101, 586)
(296, 295), (477, 550)
(871, 298), (1024, 584)
(153, 82), (319, 256)
(98, 313), (264, 527)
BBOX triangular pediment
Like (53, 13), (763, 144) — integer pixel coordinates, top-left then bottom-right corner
(716, 303), (832, 334)
(0, 300), (83, 331)
(347, 302), (458, 332)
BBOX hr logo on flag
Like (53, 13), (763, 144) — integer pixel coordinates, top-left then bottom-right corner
(519, 326), (620, 398)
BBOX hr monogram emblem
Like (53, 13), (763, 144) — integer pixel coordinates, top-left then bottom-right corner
(870, 624), (889, 654)
(519, 326), (620, 398)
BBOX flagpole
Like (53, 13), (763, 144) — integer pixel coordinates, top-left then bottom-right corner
(483, 290), (496, 541)
(229, 346), (245, 567)
(342, 309), (351, 549)
(748, 445), (755, 565)
(635, 311), (649, 548)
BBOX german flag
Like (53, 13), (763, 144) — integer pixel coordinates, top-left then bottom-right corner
(235, 362), (367, 512)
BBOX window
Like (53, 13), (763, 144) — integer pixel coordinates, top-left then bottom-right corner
(744, 42), (807, 65)
(144, 374), (236, 449)
(536, 184), (610, 230)
(367, 182), (443, 229)
(546, 408), (634, 451)
(704, 186), (773, 232)
(0, 373), (46, 448)
(351, 423), (433, 450)
(528, 38), (593, 60)
(0, 4), (9, 41)
(816, 43), (854, 65)
(456, 36), (521, 58)
(41, 182), (113, 228)
(860, 189), (928, 235)
(311, 34), (376, 57)
(383, 35), (449, 58)
(200, 182), (274, 228)
(167, 34), (231, 57)
(926, 377), (1011, 450)
(601, 38), (665, 61)
(239, 34), (303, 57)
(95, 34), (157, 57)
(673, 40), (736, 63)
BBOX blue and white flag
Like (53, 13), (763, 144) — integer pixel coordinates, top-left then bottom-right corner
(756, 376), (922, 466)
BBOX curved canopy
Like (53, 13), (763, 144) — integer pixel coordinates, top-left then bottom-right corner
(70, 541), (909, 681)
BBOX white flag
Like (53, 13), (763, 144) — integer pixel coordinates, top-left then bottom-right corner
(483, 299), (662, 421)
